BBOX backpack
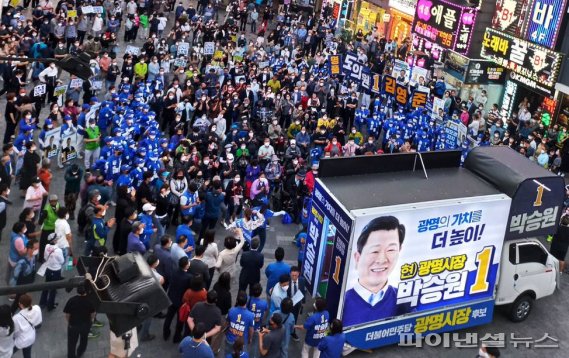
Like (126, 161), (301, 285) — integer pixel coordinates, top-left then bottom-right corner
(77, 202), (94, 232)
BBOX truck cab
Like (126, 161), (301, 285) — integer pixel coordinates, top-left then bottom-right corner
(495, 238), (559, 322)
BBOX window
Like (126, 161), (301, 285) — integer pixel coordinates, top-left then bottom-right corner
(517, 243), (547, 265)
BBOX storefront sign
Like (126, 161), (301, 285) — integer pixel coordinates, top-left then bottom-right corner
(542, 97), (557, 114)
(480, 28), (563, 95)
(412, 0), (478, 54)
(339, 0), (354, 22)
(491, 0), (532, 38)
(501, 80), (518, 117)
(464, 60), (506, 84)
(389, 0), (417, 16)
(525, 0), (567, 48)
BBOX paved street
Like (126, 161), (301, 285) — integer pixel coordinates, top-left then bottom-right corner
(0, 4), (568, 358)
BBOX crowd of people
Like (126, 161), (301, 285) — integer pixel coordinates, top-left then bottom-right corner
(0, 0), (564, 356)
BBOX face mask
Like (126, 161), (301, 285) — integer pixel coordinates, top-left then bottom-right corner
(264, 143), (270, 147)
(65, 214), (70, 220)
(169, 96), (174, 99)
(478, 349), (489, 358)
(203, 160), (210, 165)
(352, 130), (356, 134)
(293, 160), (298, 165)
(101, 210), (106, 217)
(234, 177), (240, 183)
(282, 285), (289, 291)
(96, 195), (102, 201)
(33, 249), (39, 256)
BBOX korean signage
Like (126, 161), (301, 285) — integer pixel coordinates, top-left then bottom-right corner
(505, 178), (564, 240)
(328, 55), (342, 75)
(501, 80), (518, 117)
(525, 0), (568, 48)
(389, 0), (417, 16)
(383, 75), (409, 106)
(480, 28), (564, 95)
(413, 0), (478, 54)
(491, 0), (532, 38)
(411, 91), (429, 108)
(304, 181), (353, 308)
(464, 60), (506, 84)
(341, 196), (511, 348)
(443, 121), (467, 149)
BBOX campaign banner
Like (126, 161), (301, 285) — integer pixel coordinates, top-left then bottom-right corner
(345, 300), (495, 349)
(44, 128), (60, 159)
(69, 78), (83, 89)
(341, 196), (511, 334)
(505, 177), (564, 240)
(125, 45), (140, 56)
(328, 55), (342, 75)
(304, 181), (353, 301)
(203, 42), (215, 55)
(60, 128), (78, 163)
(54, 85), (67, 97)
(342, 52), (368, 81)
(34, 84), (46, 96)
(411, 91), (428, 108)
(443, 120), (467, 149)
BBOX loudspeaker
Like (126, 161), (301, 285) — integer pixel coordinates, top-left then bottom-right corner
(77, 253), (171, 336)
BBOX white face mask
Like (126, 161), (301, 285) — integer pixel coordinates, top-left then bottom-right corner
(203, 160), (210, 165)
(65, 214), (70, 220)
(101, 210), (106, 217)
(282, 285), (289, 291)
(33, 249), (39, 256)
(478, 348), (489, 358)
(96, 195), (102, 201)
(234, 177), (240, 183)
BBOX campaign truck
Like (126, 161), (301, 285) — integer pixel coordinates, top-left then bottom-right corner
(303, 146), (564, 350)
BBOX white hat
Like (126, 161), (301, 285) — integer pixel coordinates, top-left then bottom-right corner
(142, 203), (156, 212)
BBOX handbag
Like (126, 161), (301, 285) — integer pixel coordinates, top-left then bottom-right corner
(281, 212), (293, 225)
(178, 302), (191, 323)
(37, 250), (54, 277)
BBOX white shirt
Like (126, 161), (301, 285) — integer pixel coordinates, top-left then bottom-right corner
(202, 242), (219, 268)
(0, 326), (14, 358)
(353, 280), (389, 307)
(13, 307), (42, 349)
(54, 218), (71, 249)
(44, 244), (65, 271)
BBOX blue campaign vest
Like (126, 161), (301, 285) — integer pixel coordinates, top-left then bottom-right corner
(181, 191), (197, 217)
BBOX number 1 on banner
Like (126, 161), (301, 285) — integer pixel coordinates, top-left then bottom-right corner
(332, 256), (341, 284)
(470, 246), (494, 294)
(534, 185), (544, 207)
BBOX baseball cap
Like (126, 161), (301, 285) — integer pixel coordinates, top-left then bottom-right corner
(142, 203), (156, 212)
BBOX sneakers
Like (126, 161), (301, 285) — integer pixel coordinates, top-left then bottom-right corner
(92, 320), (104, 328)
(88, 331), (100, 339)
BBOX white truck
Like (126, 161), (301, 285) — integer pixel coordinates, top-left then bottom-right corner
(304, 146), (565, 350)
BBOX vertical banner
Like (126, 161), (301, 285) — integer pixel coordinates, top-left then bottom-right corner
(328, 55), (342, 75)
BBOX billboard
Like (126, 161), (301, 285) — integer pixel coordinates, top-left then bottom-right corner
(480, 28), (564, 95)
(412, 0), (478, 54)
(465, 60), (507, 84)
(341, 196), (511, 348)
(491, 0), (532, 38)
(525, 0), (567, 48)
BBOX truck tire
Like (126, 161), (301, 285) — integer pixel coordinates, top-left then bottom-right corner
(509, 294), (533, 322)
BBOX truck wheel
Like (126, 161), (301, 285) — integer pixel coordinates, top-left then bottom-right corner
(509, 294), (533, 322)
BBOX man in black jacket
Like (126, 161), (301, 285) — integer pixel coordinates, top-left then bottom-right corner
(188, 245), (210, 288)
(239, 237), (264, 292)
(287, 266), (307, 341)
(163, 256), (193, 341)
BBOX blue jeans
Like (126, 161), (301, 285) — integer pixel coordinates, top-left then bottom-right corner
(40, 268), (62, 308)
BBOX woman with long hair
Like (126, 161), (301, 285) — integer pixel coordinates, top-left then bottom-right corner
(213, 272), (232, 316)
(12, 294), (42, 358)
(0, 304), (14, 358)
(201, 230), (219, 290)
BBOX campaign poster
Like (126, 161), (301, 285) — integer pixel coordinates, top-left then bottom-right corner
(341, 196), (511, 348)
(70, 78), (83, 89)
(125, 45), (140, 56)
(177, 43), (190, 56)
(54, 85), (67, 97)
(34, 84), (46, 97)
(44, 128), (60, 159)
(391, 60), (411, 82)
(203, 42), (215, 55)
(410, 67), (428, 86)
(60, 129), (78, 163)
(303, 180), (353, 309)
